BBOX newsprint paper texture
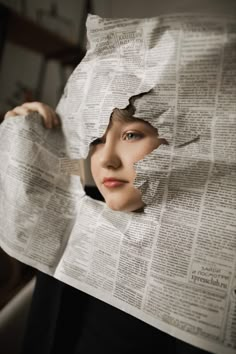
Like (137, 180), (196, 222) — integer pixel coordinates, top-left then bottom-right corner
(0, 13), (236, 354)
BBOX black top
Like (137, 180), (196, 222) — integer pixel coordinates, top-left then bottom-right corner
(21, 271), (211, 354)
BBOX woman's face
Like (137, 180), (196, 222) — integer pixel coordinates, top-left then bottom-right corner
(90, 112), (163, 212)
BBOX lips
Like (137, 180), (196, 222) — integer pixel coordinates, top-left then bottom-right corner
(103, 177), (127, 188)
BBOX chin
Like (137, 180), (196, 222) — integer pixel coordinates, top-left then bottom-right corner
(105, 198), (144, 213)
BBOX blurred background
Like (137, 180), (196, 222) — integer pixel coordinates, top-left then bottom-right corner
(0, 1), (235, 353)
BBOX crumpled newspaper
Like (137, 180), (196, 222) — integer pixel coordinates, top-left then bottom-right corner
(56, 13), (236, 208)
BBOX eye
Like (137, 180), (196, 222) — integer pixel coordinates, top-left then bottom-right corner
(122, 131), (144, 141)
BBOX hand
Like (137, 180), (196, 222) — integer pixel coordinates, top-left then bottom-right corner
(4, 101), (60, 129)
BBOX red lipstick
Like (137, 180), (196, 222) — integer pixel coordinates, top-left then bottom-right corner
(103, 177), (127, 188)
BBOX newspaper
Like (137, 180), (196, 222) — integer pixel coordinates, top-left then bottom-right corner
(0, 13), (236, 354)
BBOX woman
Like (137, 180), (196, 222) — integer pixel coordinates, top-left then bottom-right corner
(4, 102), (211, 354)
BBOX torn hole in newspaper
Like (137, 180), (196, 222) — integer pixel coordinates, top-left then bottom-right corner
(112, 91), (202, 209)
(85, 91), (170, 209)
(59, 86), (202, 209)
(71, 88), (204, 208)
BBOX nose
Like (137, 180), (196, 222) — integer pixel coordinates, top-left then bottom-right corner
(99, 139), (121, 169)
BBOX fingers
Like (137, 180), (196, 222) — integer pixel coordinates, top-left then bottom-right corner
(4, 101), (60, 129)
(22, 102), (60, 128)
(4, 106), (32, 119)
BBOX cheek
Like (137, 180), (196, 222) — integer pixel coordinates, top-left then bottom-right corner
(90, 155), (98, 181)
(145, 138), (159, 154)
(130, 142), (156, 163)
(140, 139), (159, 158)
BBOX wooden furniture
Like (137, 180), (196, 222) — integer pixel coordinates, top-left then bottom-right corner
(0, 3), (88, 120)
(4, 6), (85, 66)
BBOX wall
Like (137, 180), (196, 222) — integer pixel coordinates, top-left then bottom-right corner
(109, 0), (236, 17)
(0, 0), (88, 114)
